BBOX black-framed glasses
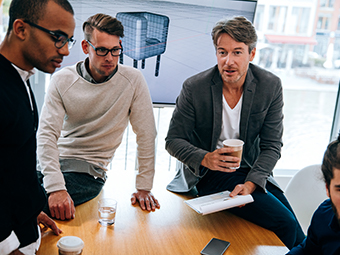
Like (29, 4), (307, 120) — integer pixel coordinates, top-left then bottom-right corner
(86, 40), (123, 57)
(24, 20), (76, 50)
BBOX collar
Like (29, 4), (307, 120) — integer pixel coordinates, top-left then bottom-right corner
(11, 64), (35, 83)
(77, 57), (117, 84)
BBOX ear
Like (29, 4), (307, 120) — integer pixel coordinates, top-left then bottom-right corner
(81, 40), (89, 54)
(12, 19), (28, 41)
(249, 47), (256, 62)
(326, 183), (330, 198)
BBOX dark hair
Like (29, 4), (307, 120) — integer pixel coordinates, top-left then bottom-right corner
(211, 16), (257, 54)
(321, 134), (340, 186)
(82, 13), (124, 41)
(8, 0), (74, 34)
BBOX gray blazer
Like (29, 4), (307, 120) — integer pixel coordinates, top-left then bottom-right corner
(165, 63), (283, 193)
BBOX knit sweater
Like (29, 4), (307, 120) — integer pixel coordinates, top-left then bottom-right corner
(37, 63), (156, 194)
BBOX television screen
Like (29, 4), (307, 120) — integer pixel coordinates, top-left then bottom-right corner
(66, 0), (258, 105)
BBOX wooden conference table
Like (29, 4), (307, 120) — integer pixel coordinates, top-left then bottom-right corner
(37, 170), (289, 255)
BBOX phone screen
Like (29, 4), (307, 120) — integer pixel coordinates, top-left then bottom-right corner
(200, 238), (231, 255)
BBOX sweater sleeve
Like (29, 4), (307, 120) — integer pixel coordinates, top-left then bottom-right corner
(128, 72), (157, 191)
(37, 75), (67, 194)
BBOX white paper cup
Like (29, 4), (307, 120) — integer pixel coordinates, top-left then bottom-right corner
(223, 139), (244, 169)
(57, 236), (84, 255)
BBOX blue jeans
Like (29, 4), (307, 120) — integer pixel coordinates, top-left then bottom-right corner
(196, 169), (305, 250)
(37, 171), (105, 214)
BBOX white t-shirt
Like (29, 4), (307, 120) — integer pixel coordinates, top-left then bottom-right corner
(216, 93), (243, 149)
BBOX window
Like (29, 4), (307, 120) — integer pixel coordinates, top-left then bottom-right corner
(268, 6), (287, 32)
(317, 15), (332, 30)
(254, 5), (265, 31)
(289, 7), (310, 34)
(255, 0), (339, 172)
(320, 0), (335, 8)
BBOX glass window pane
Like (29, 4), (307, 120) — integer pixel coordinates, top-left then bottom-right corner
(268, 6), (287, 32)
(255, 0), (339, 172)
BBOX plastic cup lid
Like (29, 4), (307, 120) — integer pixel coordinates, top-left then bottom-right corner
(57, 236), (84, 252)
(223, 139), (244, 147)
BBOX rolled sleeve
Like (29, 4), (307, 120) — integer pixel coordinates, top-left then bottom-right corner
(0, 231), (20, 255)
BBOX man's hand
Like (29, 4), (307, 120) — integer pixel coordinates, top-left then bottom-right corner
(48, 190), (75, 220)
(201, 147), (240, 172)
(229, 181), (256, 208)
(37, 211), (62, 235)
(230, 181), (257, 197)
(131, 190), (160, 211)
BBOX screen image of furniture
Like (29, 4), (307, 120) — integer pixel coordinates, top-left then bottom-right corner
(116, 12), (170, 77)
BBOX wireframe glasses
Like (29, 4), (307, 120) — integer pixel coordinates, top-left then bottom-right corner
(86, 40), (123, 57)
(24, 20), (76, 50)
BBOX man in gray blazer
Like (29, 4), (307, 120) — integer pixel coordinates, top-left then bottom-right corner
(165, 16), (305, 250)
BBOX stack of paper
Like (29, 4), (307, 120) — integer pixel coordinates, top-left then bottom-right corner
(185, 190), (254, 215)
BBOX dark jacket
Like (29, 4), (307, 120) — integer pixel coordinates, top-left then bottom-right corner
(165, 64), (283, 192)
(0, 54), (46, 247)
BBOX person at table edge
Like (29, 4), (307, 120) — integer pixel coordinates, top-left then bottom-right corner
(165, 16), (305, 249)
(0, 0), (75, 253)
(287, 134), (340, 255)
(37, 13), (160, 221)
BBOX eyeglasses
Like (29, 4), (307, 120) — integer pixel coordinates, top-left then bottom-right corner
(86, 40), (123, 57)
(24, 20), (76, 50)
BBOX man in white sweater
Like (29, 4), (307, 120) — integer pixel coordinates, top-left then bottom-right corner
(37, 13), (160, 220)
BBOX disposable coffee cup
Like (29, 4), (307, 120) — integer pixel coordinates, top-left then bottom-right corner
(223, 139), (244, 169)
(57, 236), (84, 255)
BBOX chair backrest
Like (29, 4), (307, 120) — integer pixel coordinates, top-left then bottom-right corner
(284, 164), (328, 234)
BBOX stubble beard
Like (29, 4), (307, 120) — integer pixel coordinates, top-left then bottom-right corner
(330, 195), (340, 226)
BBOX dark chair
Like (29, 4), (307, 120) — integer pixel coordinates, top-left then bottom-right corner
(116, 12), (170, 77)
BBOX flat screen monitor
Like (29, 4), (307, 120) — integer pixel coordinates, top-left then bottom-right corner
(65, 0), (258, 106)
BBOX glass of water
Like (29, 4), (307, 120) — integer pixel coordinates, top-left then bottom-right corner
(98, 198), (117, 226)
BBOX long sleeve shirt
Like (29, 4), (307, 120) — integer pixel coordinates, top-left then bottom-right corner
(37, 62), (157, 194)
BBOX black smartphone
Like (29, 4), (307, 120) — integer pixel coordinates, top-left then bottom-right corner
(200, 238), (231, 255)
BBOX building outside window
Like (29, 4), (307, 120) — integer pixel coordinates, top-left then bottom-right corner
(254, 0), (340, 176)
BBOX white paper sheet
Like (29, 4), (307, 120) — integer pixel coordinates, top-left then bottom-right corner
(185, 190), (254, 215)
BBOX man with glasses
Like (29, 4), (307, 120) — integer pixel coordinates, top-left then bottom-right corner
(24, 20), (76, 51)
(37, 13), (160, 221)
(0, 0), (75, 254)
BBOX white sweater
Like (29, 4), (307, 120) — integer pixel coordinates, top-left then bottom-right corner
(37, 63), (157, 193)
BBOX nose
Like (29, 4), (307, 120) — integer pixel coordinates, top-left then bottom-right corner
(224, 55), (233, 66)
(104, 52), (115, 61)
(58, 43), (70, 56)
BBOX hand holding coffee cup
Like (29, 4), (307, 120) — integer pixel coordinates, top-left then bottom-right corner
(222, 139), (244, 169)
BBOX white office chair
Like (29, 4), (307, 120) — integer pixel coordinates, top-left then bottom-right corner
(284, 164), (328, 234)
